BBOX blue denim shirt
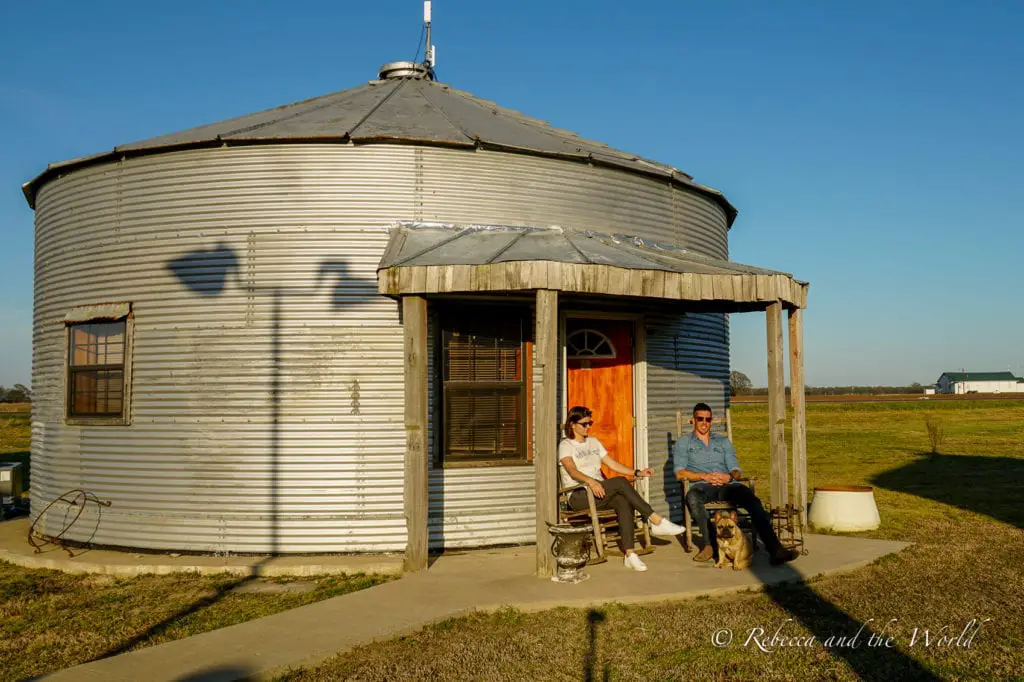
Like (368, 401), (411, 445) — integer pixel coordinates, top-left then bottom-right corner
(672, 431), (741, 476)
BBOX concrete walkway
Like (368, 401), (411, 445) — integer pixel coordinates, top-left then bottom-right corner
(31, 533), (909, 682)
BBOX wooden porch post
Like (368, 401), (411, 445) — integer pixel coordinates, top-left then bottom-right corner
(788, 307), (807, 529)
(403, 295), (429, 572)
(766, 301), (789, 510)
(535, 289), (558, 577)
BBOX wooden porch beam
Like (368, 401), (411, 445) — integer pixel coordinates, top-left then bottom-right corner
(766, 301), (789, 510)
(788, 307), (807, 530)
(403, 296), (429, 572)
(379, 263), (808, 309)
(535, 289), (558, 578)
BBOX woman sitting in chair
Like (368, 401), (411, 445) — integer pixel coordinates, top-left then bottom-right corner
(559, 405), (685, 571)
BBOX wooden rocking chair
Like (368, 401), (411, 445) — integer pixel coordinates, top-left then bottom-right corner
(670, 408), (757, 552)
(682, 477), (759, 553)
(558, 480), (654, 564)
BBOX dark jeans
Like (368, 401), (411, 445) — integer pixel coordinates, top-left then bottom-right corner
(684, 481), (781, 557)
(569, 477), (654, 552)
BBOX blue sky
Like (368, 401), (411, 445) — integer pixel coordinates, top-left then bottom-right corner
(1, 0), (1022, 388)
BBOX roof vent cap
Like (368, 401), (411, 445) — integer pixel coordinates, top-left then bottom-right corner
(378, 61), (434, 81)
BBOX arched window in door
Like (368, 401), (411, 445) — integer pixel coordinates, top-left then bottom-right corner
(566, 329), (617, 360)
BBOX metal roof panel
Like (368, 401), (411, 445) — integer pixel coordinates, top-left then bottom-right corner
(938, 371), (1019, 382)
(378, 222), (791, 277)
(349, 81), (472, 144)
(117, 84), (393, 149)
(565, 232), (670, 270)
(491, 230), (587, 264)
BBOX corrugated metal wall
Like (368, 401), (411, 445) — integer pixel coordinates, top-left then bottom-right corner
(643, 310), (731, 522)
(418, 148), (728, 252)
(33, 146), (416, 553)
(32, 143), (729, 553)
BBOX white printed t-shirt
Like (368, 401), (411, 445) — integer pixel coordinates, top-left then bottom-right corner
(558, 437), (608, 489)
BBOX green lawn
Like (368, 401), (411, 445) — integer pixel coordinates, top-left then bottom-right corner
(283, 400), (1024, 681)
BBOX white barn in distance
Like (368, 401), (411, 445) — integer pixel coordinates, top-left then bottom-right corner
(935, 371), (1024, 394)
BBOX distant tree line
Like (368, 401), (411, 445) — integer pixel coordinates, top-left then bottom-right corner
(805, 383), (926, 395)
(730, 371), (928, 396)
(0, 384), (31, 403)
(744, 384), (927, 396)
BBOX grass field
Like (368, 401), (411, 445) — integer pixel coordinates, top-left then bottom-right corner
(283, 400), (1024, 681)
(0, 406), (393, 681)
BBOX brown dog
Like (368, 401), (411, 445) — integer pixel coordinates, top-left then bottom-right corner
(714, 511), (753, 570)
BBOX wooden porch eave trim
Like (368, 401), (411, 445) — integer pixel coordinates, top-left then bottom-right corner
(378, 263), (809, 309)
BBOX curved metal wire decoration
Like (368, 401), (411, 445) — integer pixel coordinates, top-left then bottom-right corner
(28, 489), (112, 557)
(771, 504), (809, 556)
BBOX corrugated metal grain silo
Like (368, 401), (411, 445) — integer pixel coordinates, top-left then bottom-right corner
(24, 60), (806, 558)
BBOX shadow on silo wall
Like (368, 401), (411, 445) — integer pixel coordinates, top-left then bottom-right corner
(167, 243), (379, 556)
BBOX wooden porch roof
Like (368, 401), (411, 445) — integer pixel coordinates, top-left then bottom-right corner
(377, 222), (808, 309)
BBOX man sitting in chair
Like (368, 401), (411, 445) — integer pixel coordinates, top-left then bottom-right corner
(673, 402), (799, 566)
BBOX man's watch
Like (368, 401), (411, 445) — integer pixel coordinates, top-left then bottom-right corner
(634, 468), (641, 477)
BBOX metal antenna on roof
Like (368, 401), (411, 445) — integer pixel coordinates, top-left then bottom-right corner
(379, 3), (435, 82)
(424, 1), (436, 73)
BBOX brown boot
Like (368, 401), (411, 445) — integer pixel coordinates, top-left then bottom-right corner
(769, 546), (800, 566)
(693, 545), (714, 562)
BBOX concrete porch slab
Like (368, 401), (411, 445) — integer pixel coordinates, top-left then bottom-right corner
(0, 517), (404, 577)
(35, 532), (910, 682)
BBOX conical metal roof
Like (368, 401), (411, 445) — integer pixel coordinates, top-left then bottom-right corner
(23, 76), (736, 223)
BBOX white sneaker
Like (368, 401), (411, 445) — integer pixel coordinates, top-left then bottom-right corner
(650, 518), (685, 538)
(624, 552), (648, 571)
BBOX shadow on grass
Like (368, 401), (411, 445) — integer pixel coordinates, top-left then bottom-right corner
(871, 453), (1024, 529)
(174, 664), (255, 681)
(92, 561), (271, 661)
(584, 608), (609, 682)
(750, 561), (940, 680)
(686, 477), (940, 678)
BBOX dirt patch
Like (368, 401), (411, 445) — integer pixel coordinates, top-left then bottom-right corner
(230, 580), (318, 595)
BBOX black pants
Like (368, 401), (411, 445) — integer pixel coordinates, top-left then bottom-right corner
(684, 481), (781, 557)
(569, 477), (654, 552)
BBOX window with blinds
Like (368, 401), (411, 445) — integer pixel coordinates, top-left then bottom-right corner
(67, 320), (127, 418)
(440, 307), (529, 464)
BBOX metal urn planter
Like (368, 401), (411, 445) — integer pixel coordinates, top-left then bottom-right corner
(547, 523), (593, 583)
(809, 486), (880, 532)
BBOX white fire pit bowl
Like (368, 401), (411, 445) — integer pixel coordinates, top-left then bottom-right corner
(808, 486), (880, 532)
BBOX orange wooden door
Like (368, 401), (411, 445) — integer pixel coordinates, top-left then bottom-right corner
(566, 319), (634, 477)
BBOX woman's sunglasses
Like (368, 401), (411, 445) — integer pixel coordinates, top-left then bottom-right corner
(576, 421), (594, 428)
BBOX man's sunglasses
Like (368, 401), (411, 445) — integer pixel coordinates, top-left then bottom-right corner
(694, 416), (713, 423)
